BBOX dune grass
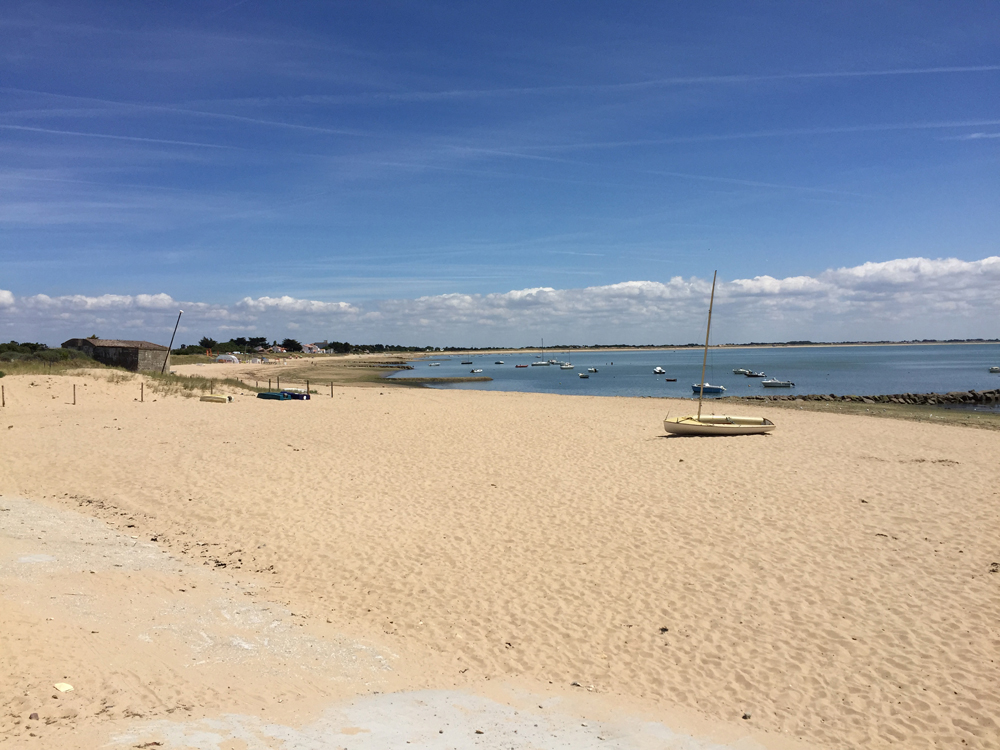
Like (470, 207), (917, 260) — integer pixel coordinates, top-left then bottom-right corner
(0, 358), (105, 377)
(143, 371), (266, 398)
(0, 359), (269, 399)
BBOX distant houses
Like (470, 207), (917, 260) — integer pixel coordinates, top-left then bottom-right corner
(62, 338), (170, 372)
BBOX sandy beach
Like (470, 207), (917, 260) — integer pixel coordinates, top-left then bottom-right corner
(1, 369), (998, 749)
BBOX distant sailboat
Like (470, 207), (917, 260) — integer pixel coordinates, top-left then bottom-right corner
(664, 271), (775, 436)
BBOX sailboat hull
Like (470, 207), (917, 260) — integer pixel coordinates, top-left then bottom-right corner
(663, 415), (775, 436)
(666, 270), (776, 436)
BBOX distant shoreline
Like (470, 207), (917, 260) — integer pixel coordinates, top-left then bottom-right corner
(411, 340), (1000, 357)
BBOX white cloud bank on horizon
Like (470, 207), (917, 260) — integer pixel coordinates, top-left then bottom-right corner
(2, 256), (999, 346)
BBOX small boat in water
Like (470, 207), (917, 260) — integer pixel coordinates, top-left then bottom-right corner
(744, 371), (765, 378)
(428, 362), (441, 366)
(461, 361), (473, 365)
(691, 383), (726, 394)
(653, 366), (666, 374)
(495, 361), (504, 364)
(664, 377), (676, 382)
(991, 366), (1000, 373)
(515, 364), (528, 368)
(579, 373), (589, 378)
(588, 367), (598, 373)
(531, 361), (550, 366)
(560, 363), (574, 370)
(761, 378), (794, 387)
(733, 368), (750, 375)
(470, 368), (483, 373)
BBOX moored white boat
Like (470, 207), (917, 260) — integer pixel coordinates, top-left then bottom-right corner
(579, 372), (588, 378)
(495, 360), (504, 364)
(991, 366), (1000, 373)
(428, 362), (440, 366)
(470, 368), (483, 373)
(653, 366), (666, 374)
(560, 363), (574, 370)
(761, 378), (794, 387)
(531, 361), (550, 366)
(733, 368), (750, 375)
(588, 367), (598, 373)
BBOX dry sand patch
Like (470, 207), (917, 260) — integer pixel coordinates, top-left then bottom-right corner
(0, 494), (787, 750)
(0, 372), (998, 748)
(0, 493), (393, 748)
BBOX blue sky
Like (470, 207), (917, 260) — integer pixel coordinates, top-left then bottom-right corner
(2, 1), (999, 346)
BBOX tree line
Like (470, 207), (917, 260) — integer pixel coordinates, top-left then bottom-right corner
(0, 340), (91, 363)
(171, 337), (440, 355)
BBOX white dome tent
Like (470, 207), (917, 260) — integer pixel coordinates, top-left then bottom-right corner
(215, 354), (239, 363)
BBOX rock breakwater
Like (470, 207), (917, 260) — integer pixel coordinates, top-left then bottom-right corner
(726, 389), (1000, 406)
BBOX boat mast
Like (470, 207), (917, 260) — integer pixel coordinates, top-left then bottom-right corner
(697, 270), (717, 420)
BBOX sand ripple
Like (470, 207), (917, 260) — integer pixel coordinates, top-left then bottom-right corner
(1, 376), (997, 748)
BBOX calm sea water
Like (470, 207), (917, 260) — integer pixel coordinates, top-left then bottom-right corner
(388, 343), (1000, 399)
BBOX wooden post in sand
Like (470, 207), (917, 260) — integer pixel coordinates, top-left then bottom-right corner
(330, 382), (333, 398)
(268, 378), (272, 390)
(277, 376), (280, 391)
(141, 382), (144, 402)
(306, 379), (309, 394)
(1, 385), (4, 407)
(73, 384), (76, 405)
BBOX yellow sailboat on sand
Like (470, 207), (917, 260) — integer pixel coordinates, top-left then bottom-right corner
(663, 270), (776, 436)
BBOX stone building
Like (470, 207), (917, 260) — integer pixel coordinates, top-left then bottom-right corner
(62, 338), (170, 373)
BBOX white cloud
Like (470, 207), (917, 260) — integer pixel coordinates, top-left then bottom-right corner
(2, 256), (999, 345)
(20, 292), (192, 311)
(235, 296), (359, 314)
